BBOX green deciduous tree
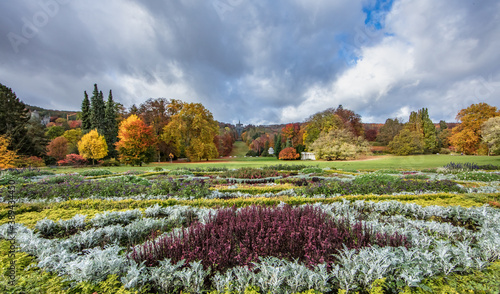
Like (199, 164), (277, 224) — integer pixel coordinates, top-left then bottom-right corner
(388, 127), (424, 155)
(77, 129), (108, 165)
(45, 125), (65, 140)
(376, 118), (403, 146)
(162, 103), (219, 161)
(408, 108), (437, 153)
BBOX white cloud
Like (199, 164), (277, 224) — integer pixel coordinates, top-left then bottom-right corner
(0, 0), (499, 124)
(286, 0), (500, 123)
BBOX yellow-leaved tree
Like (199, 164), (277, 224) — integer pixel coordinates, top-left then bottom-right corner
(77, 129), (108, 165)
(162, 103), (219, 161)
(450, 103), (499, 154)
(0, 135), (17, 169)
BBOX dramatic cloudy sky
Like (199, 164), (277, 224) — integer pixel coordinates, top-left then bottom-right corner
(1, 0), (499, 125)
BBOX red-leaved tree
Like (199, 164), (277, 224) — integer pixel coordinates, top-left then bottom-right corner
(46, 136), (68, 160)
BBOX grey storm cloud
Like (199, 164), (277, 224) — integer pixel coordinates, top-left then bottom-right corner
(0, 0), (499, 125)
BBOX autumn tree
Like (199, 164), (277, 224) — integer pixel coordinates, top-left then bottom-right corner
(364, 127), (378, 142)
(115, 115), (156, 166)
(449, 103), (499, 154)
(437, 120), (452, 150)
(215, 126), (236, 156)
(376, 118), (403, 145)
(279, 147), (300, 160)
(281, 123), (302, 147)
(332, 105), (364, 137)
(250, 133), (270, 156)
(303, 111), (344, 149)
(62, 128), (83, 154)
(0, 135), (17, 169)
(309, 128), (371, 160)
(137, 98), (184, 161)
(162, 103), (219, 161)
(482, 116), (500, 155)
(77, 129), (108, 165)
(46, 136), (68, 160)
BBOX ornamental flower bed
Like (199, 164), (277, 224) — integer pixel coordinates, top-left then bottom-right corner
(1, 201), (499, 293)
(129, 204), (409, 271)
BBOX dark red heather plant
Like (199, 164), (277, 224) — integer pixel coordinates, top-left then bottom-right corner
(129, 205), (410, 272)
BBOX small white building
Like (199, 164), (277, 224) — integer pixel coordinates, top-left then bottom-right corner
(268, 147), (274, 155)
(301, 152), (316, 160)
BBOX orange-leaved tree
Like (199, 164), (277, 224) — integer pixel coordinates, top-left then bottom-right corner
(0, 135), (17, 169)
(115, 115), (156, 166)
(77, 129), (108, 165)
(279, 147), (300, 160)
(450, 103), (499, 154)
(46, 136), (68, 161)
(281, 123), (301, 147)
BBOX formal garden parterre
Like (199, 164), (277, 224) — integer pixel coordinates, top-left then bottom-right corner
(1, 162), (500, 293)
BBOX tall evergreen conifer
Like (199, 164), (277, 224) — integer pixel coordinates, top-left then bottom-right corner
(274, 133), (282, 158)
(90, 84), (106, 134)
(81, 91), (91, 133)
(105, 90), (118, 158)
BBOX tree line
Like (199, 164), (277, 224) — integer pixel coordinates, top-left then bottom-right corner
(241, 104), (499, 160)
(0, 82), (236, 168)
(1, 80), (499, 168)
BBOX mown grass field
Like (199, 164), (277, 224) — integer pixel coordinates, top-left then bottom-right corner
(50, 153), (500, 174)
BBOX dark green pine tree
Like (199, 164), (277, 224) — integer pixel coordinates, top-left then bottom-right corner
(274, 133), (282, 158)
(81, 91), (91, 133)
(90, 84), (106, 134)
(0, 83), (48, 156)
(104, 90), (118, 158)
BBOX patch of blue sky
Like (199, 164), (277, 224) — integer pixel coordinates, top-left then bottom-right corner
(363, 0), (395, 30)
(335, 34), (362, 66)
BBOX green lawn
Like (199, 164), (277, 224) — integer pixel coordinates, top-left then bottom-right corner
(229, 141), (250, 157)
(47, 153), (500, 174)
